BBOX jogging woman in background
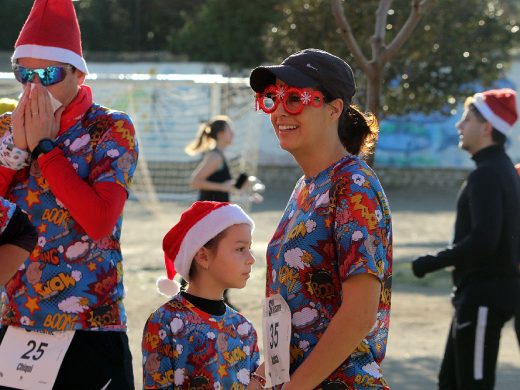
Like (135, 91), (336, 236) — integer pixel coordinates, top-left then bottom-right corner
(186, 115), (235, 202)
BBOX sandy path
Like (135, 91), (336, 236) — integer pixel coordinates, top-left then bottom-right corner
(121, 186), (520, 389)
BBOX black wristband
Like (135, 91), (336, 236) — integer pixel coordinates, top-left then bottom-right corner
(32, 138), (56, 160)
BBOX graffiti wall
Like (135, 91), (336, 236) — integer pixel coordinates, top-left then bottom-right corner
(375, 72), (520, 168)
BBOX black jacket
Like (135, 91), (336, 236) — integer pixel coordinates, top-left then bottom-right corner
(413, 145), (520, 308)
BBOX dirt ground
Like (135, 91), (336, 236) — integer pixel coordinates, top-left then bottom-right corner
(121, 185), (520, 389)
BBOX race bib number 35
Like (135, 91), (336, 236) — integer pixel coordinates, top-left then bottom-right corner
(262, 294), (291, 387)
(0, 327), (74, 390)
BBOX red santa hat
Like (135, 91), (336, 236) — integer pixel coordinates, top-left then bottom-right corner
(12, 0), (88, 74)
(157, 201), (255, 296)
(472, 88), (518, 136)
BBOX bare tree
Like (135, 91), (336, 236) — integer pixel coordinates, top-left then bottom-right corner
(331, 0), (435, 121)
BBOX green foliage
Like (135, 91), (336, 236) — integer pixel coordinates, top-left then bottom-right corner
(75, 0), (207, 51)
(0, 0), (204, 52)
(264, 0), (518, 116)
(2, 0), (518, 116)
(172, 0), (282, 69)
(75, 0), (133, 51)
(0, 1), (33, 51)
(382, 0), (518, 116)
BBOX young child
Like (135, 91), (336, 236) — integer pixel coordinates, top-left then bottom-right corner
(142, 201), (260, 389)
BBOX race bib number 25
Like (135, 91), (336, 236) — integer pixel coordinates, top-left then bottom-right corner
(0, 327), (74, 390)
(262, 294), (291, 387)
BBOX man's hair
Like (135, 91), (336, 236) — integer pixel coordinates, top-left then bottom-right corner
(491, 129), (507, 145)
(465, 100), (506, 146)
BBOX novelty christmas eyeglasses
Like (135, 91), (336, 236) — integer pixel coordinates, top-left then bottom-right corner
(13, 64), (73, 87)
(255, 84), (326, 115)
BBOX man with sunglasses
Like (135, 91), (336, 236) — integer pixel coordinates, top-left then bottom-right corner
(0, 1), (138, 389)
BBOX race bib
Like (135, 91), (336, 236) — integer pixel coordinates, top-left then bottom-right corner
(262, 294), (291, 387)
(0, 327), (74, 390)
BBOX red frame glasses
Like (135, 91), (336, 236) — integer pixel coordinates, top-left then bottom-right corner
(255, 84), (325, 115)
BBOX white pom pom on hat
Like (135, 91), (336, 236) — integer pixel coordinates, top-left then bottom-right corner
(156, 277), (181, 297)
(472, 88), (518, 136)
(157, 201), (255, 296)
(12, 0), (89, 74)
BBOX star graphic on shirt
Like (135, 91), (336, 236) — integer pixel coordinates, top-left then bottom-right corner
(37, 223), (47, 234)
(217, 363), (228, 378)
(36, 176), (48, 190)
(25, 295), (40, 315)
(88, 262), (97, 271)
(26, 189), (41, 208)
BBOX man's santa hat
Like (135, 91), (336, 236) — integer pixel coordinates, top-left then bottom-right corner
(472, 88), (518, 136)
(157, 201), (255, 296)
(12, 0), (88, 74)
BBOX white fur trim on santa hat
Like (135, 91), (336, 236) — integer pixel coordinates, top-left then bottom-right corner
(157, 277), (181, 297)
(472, 93), (512, 135)
(12, 44), (89, 75)
(175, 204), (254, 282)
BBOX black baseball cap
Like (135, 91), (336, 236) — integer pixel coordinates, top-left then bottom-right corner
(249, 48), (356, 106)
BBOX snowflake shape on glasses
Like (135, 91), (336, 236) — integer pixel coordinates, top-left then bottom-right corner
(301, 90), (312, 105)
(276, 85), (287, 99)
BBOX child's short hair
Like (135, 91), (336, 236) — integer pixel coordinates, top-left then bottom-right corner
(157, 201), (254, 296)
(188, 228), (228, 279)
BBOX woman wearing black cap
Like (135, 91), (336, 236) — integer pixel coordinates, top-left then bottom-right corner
(248, 49), (392, 389)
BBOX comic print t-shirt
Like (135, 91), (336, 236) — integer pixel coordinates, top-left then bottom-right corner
(142, 293), (260, 389)
(0, 197), (16, 234)
(266, 154), (392, 389)
(0, 105), (138, 332)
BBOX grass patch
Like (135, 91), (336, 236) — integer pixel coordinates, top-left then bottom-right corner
(393, 261), (452, 290)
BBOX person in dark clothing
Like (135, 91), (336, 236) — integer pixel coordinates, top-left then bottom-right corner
(186, 115), (235, 202)
(412, 88), (520, 390)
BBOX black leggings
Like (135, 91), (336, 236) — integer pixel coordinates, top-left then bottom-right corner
(0, 327), (134, 390)
(438, 304), (513, 390)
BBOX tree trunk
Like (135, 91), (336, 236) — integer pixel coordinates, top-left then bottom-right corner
(366, 70), (382, 121)
(365, 67), (382, 166)
(331, 0), (435, 166)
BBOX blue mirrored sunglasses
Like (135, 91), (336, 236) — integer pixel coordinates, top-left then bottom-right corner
(12, 64), (72, 86)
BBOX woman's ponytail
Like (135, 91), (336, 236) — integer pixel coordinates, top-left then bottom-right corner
(337, 105), (379, 157)
(185, 121), (213, 155)
(185, 115), (231, 155)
